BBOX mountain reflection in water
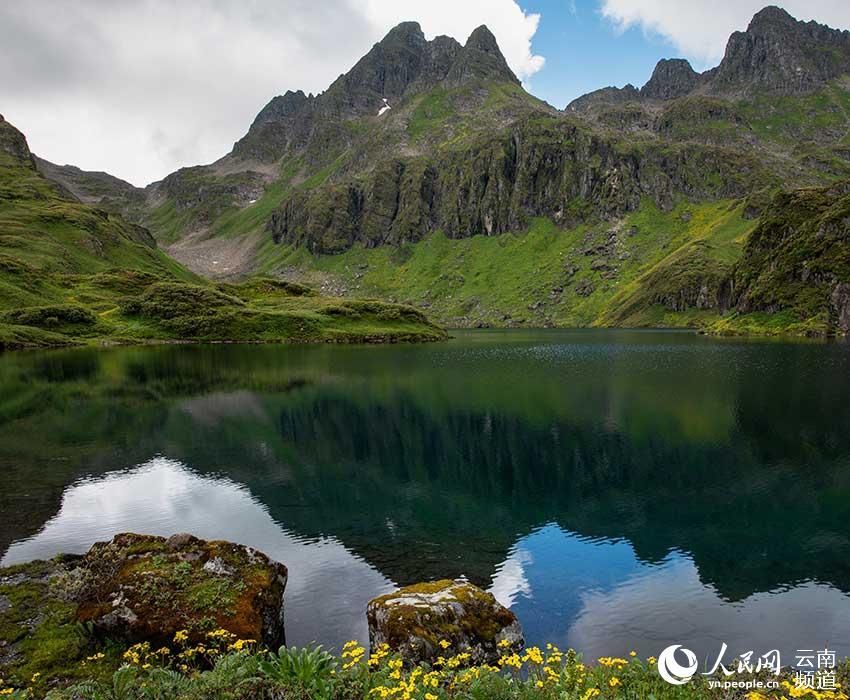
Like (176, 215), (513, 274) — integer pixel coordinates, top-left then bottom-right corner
(1, 330), (850, 659)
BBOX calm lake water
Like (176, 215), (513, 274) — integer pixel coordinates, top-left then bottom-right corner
(2, 329), (850, 663)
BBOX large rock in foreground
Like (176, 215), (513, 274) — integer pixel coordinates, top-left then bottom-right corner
(367, 579), (523, 665)
(72, 533), (287, 647)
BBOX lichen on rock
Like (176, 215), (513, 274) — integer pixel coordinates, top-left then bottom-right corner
(366, 579), (523, 665)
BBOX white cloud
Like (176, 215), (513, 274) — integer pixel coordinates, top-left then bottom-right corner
(599, 0), (850, 68)
(0, 0), (543, 186)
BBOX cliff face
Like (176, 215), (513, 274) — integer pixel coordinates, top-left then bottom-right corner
(269, 117), (770, 253)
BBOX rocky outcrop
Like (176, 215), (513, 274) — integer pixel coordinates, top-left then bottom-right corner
(71, 533), (287, 647)
(640, 59), (701, 100)
(720, 181), (850, 332)
(158, 166), (268, 225)
(830, 283), (850, 334)
(0, 115), (37, 169)
(652, 96), (750, 145)
(367, 579), (523, 665)
(566, 84), (640, 113)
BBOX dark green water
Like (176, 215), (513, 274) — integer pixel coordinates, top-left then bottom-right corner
(1, 329), (850, 661)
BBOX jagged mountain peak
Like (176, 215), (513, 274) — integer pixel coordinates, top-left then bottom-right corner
(569, 5), (850, 109)
(251, 90), (309, 128)
(465, 25), (500, 53)
(231, 20), (521, 161)
(380, 20), (426, 45)
(747, 5), (797, 31)
(640, 58), (700, 100)
(447, 23), (518, 85)
(710, 5), (850, 95)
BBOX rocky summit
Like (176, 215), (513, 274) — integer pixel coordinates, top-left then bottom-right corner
(26, 6), (850, 338)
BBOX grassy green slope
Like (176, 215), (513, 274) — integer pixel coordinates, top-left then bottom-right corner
(0, 121), (446, 350)
(257, 199), (757, 330)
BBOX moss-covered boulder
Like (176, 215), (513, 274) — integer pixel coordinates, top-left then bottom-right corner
(71, 533), (287, 648)
(366, 579), (523, 665)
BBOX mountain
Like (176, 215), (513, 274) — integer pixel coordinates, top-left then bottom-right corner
(40, 7), (850, 337)
(0, 115), (445, 349)
(233, 23), (519, 163)
(568, 5), (850, 109)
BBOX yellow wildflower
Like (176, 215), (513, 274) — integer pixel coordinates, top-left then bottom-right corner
(523, 646), (544, 665)
(498, 653), (522, 670)
(598, 656), (629, 668)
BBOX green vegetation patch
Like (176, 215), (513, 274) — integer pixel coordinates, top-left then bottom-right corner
(260, 199), (759, 331)
(1, 305), (97, 330)
(8, 634), (850, 699)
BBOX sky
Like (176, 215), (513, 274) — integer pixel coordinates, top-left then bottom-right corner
(1, 0), (850, 187)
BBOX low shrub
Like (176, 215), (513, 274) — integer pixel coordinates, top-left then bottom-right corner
(225, 277), (317, 299)
(1, 305), (97, 328)
(120, 282), (245, 321)
(325, 300), (432, 324)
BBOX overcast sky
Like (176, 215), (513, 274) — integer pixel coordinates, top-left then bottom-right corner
(1, 0), (849, 187)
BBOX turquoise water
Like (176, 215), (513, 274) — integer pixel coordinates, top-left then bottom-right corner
(1, 329), (849, 661)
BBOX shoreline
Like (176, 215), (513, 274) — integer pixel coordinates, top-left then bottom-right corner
(3, 323), (845, 355)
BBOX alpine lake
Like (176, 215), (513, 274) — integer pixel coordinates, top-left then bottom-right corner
(2, 329), (849, 665)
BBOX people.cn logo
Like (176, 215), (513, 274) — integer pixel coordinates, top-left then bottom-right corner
(657, 645), (699, 685)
